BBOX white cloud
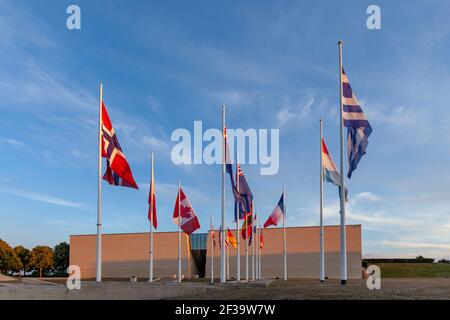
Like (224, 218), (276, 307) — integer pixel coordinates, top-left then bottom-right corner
(1, 187), (84, 208)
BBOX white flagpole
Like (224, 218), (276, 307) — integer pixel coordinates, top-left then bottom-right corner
(245, 206), (249, 281)
(283, 187), (287, 281)
(210, 213), (214, 284)
(149, 152), (154, 282)
(221, 106), (226, 283)
(178, 181), (182, 283)
(96, 83), (103, 283)
(236, 153), (241, 282)
(252, 211), (255, 281)
(338, 40), (348, 285)
(258, 215), (262, 279)
(255, 213), (259, 280)
(320, 120), (325, 282)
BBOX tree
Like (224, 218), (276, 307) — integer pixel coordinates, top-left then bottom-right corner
(29, 246), (54, 278)
(53, 242), (69, 275)
(0, 239), (22, 274)
(14, 246), (31, 276)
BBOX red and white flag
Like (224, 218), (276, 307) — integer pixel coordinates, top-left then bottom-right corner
(101, 102), (138, 189)
(172, 187), (201, 235)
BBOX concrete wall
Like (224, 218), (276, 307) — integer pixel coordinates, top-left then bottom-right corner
(70, 225), (362, 280)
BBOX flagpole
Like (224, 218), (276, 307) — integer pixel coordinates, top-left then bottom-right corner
(245, 205), (249, 281)
(255, 212), (259, 280)
(258, 215), (261, 279)
(319, 120), (325, 282)
(210, 213), (214, 284)
(178, 181), (182, 283)
(283, 187), (287, 281)
(338, 40), (348, 285)
(149, 152), (154, 283)
(221, 106), (226, 283)
(252, 210), (255, 281)
(236, 154), (241, 282)
(96, 83), (103, 283)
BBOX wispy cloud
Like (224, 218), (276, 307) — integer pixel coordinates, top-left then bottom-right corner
(0, 137), (25, 148)
(1, 187), (84, 208)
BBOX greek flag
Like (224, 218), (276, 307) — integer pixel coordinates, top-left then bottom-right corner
(342, 67), (372, 179)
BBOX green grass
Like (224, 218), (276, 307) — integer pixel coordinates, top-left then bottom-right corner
(373, 263), (450, 278)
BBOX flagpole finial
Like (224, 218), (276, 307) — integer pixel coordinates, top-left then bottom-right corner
(338, 40), (343, 46)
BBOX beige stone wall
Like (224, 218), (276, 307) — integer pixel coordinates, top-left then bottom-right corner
(70, 225), (362, 280)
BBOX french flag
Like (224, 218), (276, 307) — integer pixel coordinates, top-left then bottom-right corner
(263, 193), (285, 228)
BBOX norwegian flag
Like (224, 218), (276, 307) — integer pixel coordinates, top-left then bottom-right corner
(172, 187), (201, 235)
(101, 102), (138, 189)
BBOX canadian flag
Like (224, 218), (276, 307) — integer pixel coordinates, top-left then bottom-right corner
(172, 187), (201, 235)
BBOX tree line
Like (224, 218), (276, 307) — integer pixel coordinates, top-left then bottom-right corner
(0, 239), (69, 278)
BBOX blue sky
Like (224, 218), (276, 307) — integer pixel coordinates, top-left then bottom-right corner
(1, 0), (450, 259)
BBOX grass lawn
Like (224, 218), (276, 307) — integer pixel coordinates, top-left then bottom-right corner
(374, 263), (450, 278)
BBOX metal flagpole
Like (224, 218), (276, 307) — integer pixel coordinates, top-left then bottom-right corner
(149, 152), (154, 282)
(338, 40), (348, 285)
(283, 187), (287, 281)
(96, 83), (103, 283)
(245, 205), (249, 281)
(255, 213), (259, 280)
(210, 213), (214, 284)
(319, 120), (325, 282)
(252, 210), (255, 281)
(258, 215), (262, 279)
(221, 106), (226, 283)
(178, 181), (182, 283)
(236, 153), (241, 282)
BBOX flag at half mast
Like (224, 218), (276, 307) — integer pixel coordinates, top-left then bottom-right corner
(322, 138), (348, 201)
(341, 67), (372, 179)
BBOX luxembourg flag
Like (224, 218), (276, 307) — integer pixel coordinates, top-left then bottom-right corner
(263, 193), (285, 228)
(322, 138), (348, 201)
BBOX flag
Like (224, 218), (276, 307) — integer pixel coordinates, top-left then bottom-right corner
(260, 232), (264, 250)
(227, 229), (237, 249)
(264, 193), (284, 228)
(147, 161), (157, 229)
(219, 225), (228, 248)
(322, 138), (348, 201)
(210, 221), (216, 249)
(341, 67), (372, 179)
(224, 126), (235, 188)
(172, 187), (201, 235)
(241, 210), (253, 240)
(234, 164), (253, 221)
(224, 127), (252, 219)
(101, 102), (138, 189)
(249, 214), (257, 246)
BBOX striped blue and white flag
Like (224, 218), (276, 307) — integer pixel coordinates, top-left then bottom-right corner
(341, 67), (372, 179)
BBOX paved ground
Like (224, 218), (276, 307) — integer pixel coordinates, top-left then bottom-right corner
(1, 278), (450, 300)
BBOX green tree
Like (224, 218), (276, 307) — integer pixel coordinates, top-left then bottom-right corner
(0, 239), (22, 274)
(29, 246), (54, 278)
(53, 242), (69, 275)
(14, 246), (31, 276)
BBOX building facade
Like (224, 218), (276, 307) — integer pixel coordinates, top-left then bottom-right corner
(70, 224), (362, 280)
